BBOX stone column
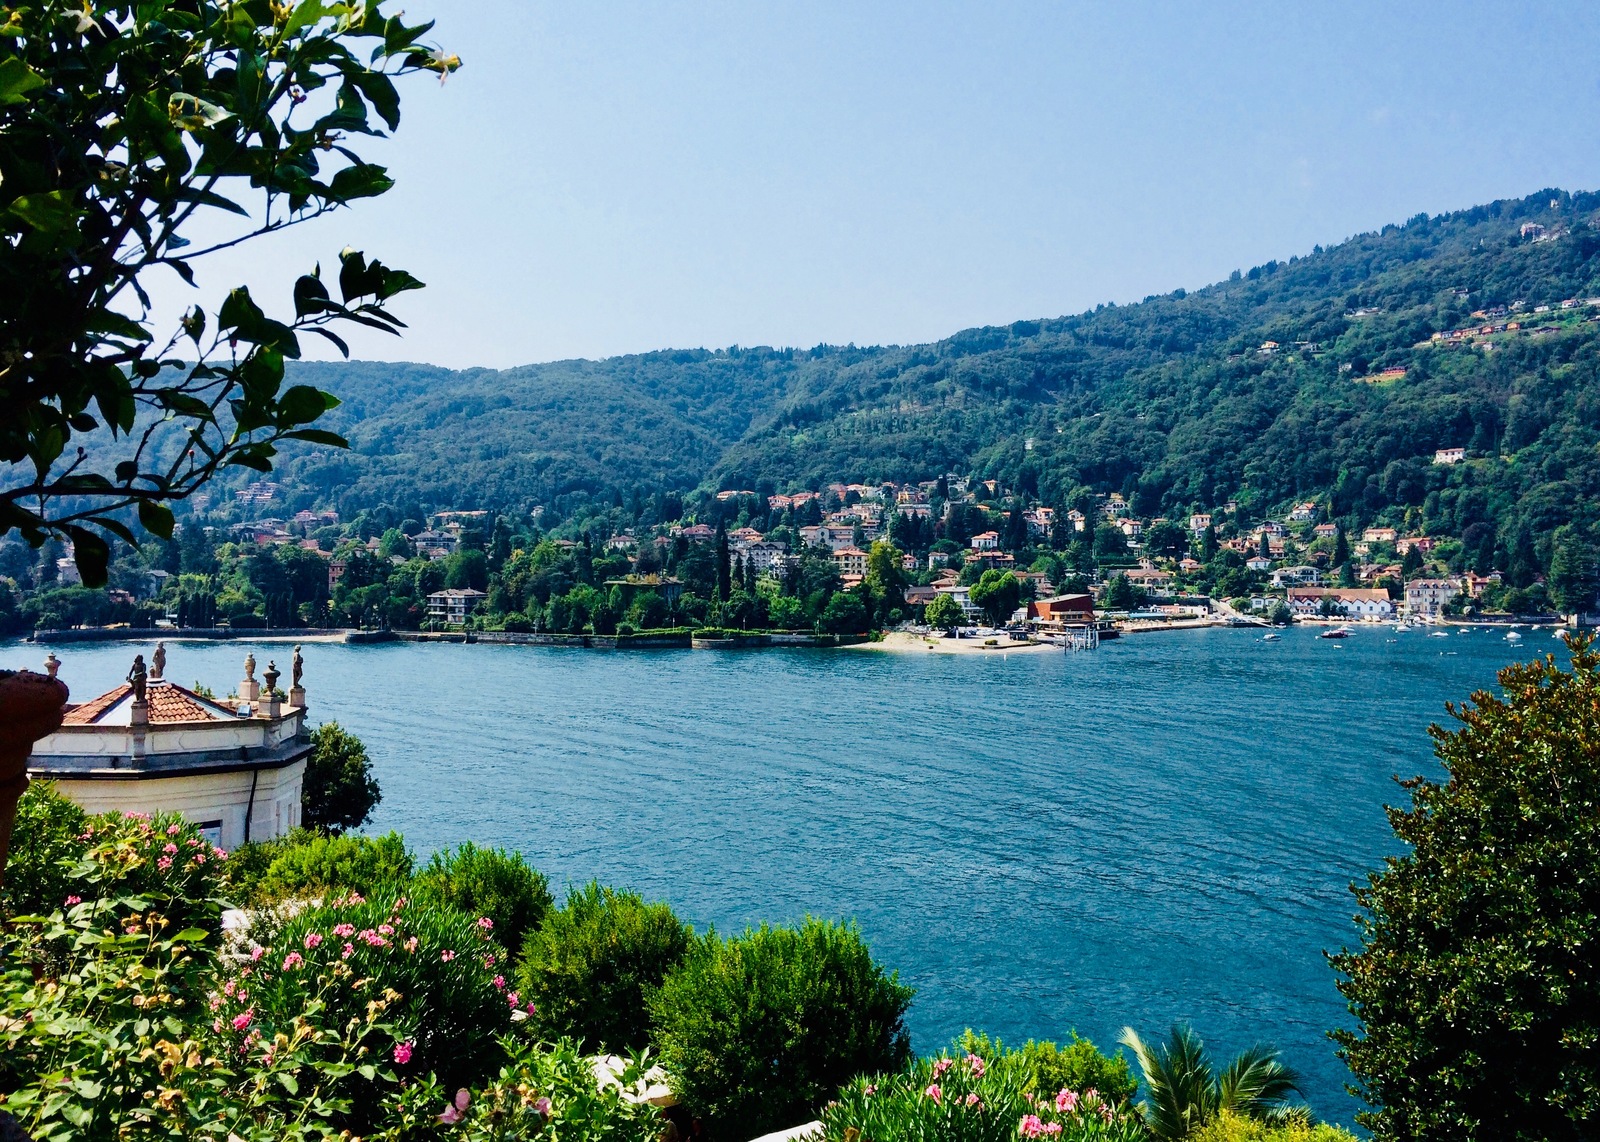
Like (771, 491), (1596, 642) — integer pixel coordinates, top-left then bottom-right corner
(0, 668), (69, 888)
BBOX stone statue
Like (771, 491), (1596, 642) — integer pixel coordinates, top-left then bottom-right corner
(43, 652), (60, 679)
(127, 655), (147, 704)
(151, 641), (166, 680)
(243, 652), (256, 682)
(263, 661), (280, 695)
(291, 645), (303, 689)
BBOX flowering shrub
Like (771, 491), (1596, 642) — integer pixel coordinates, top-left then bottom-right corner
(823, 1053), (1148, 1142)
(213, 887), (515, 1128)
(958, 1029), (1138, 1106)
(224, 829), (414, 907)
(0, 781), (86, 919)
(378, 1038), (664, 1141)
(652, 918), (914, 1140)
(414, 842), (553, 955)
(516, 881), (691, 1053)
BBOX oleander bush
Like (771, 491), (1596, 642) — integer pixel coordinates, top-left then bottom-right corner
(0, 781), (87, 918)
(227, 829), (414, 906)
(215, 886), (518, 1129)
(516, 881), (692, 1053)
(380, 1037), (665, 1141)
(651, 917), (915, 1140)
(413, 841), (553, 955)
(823, 1051), (1147, 1142)
(959, 1028), (1138, 1106)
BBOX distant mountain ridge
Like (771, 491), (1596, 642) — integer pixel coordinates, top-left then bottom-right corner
(269, 187), (1600, 567)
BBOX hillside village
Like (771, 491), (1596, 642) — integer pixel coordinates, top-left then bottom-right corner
(7, 446), (1582, 639)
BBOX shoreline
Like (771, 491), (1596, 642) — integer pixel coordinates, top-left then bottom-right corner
(845, 630), (1056, 655)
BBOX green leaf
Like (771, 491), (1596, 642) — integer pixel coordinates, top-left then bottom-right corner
(354, 69), (401, 131)
(138, 501), (175, 540)
(66, 528), (110, 587)
(9, 191), (77, 235)
(356, 1064), (377, 1081)
(279, 1072), (300, 1095)
(227, 452), (273, 473)
(277, 385), (335, 425)
(168, 93), (233, 131)
(172, 927), (208, 942)
(283, 428), (348, 447)
(281, 0), (329, 37)
(0, 55), (44, 105)
(293, 273), (331, 318)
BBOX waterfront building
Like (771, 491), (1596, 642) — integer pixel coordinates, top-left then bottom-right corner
(1405, 578), (1461, 616)
(1286, 587), (1396, 620)
(426, 588), (487, 626)
(26, 648), (312, 850)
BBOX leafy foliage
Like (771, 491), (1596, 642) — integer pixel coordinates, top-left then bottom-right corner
(0, 780), (87, 918)
(0, 0), (454, 582)
(1190, 1111), (1357, 1142)
(301, 721), (382, 834)
(1330, 634), (1600, 1141)
(958, 1028), (1138, 1106)
(824, 1051), (1146, 1142)
(1120, 1025), (1303, 1142)
(651, 917), (915, 1139)
(413, 842), (553, 956)
(515, 882), (691, 1054)
(225, 829), (413, 907)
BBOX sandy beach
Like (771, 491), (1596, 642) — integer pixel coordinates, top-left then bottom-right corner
(844, 630), (1057, 655)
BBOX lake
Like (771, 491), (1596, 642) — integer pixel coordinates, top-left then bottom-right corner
(5, 625), (1549, 1123)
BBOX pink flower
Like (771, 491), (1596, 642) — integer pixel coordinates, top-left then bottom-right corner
(864, 1085), (876, 1097)
(192, 852), (205, 864)
(378, 924), (394, 936)
(965, 1092), (982, 1108)
(440, 949), (456, 962)
(223, 980), (236, 997)
(166, 823), (181, 835)
(64, 895), (81, 906)
(476, 916), (494, 931)
(232, 1009), (253, 1031)
(304, 932), (323, 949)
(525, 1001), (537, 1014)
(212, 1017), (224, 1033)
(438, 1089), (471, 1125)
(282, 952), (304, 970)
(394, 1041), (414, 1065)
(924, 1083), (942, 1103)
(341, 942), (355, 960)
(250, 945), (264, 962)
(533, 1096), (552, 1116)
(163, 843), (178, 854)
(492, 975), (506, 990)
(405, 937), (419, 953)
(506, 992), (520, 1007)
(157, 856), (172, 871)
(332, 923), (355, 938)
(213, 847), (227, 860)
(1019, 1115), (1045, 1139)
(966, 1053), (986, 1077)
(932, 1057), (954, 1078)
(1055, 1089), (1078, 1113)
(483, 954), (496, 968)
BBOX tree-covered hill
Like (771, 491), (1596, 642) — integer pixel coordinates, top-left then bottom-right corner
(277, 188), (1600, 567)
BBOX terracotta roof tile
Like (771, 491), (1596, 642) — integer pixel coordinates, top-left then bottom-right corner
(62, 684), (131, 725)
(62, 680), (234, 725)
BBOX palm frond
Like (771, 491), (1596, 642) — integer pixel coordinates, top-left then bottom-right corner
(1217, 1043), (1303, 1120)
(1121, 1024), (1216, 1141)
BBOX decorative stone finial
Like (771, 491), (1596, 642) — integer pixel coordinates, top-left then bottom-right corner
(263, 660), (280, 694)
(151, 641), (166, 680)
(43, 652), (60, 679)
(127, 654), (148, 705)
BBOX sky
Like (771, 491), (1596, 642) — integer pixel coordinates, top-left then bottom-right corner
(156, 1), (1600, 370)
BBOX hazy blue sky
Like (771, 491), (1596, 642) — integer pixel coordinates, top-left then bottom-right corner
(163, 1), (1600, 369)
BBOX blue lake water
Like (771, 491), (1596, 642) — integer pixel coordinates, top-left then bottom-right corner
(6, 626), (1553, 1123)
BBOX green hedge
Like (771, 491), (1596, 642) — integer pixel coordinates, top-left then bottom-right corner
(223, 830), (413, 906)
(516, 881), (692, 1053)
(413, 842), (552, 955)
(652, 918), (914, 1139)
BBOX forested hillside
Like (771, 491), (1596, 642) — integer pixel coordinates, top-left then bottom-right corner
(274, 188), (1600, 567)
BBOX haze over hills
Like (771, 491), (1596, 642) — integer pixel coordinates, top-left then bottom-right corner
(268, 187), (1600, 565)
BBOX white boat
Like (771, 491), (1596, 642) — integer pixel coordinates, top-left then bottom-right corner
(1260, 632), (1282, 642)
(1506, 630), (1523, 642)
(1429, 631), (1450, 638)
(1319, 626), (1353, 640)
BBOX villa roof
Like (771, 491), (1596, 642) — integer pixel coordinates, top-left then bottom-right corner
(63, 679), (239, 726)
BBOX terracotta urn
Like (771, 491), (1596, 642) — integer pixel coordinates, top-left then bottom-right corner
(0, 669), (69, 886)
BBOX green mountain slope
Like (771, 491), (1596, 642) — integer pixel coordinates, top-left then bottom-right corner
(276, 188), (1600, 568)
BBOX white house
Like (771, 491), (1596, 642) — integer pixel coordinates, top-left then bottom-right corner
(426, 588), (486, 626)
(1433, 448), (1466, 465)
(1405, 578), (1461, 617)
(1287, 588), (1395, 620)
(27, 649), (312, 851)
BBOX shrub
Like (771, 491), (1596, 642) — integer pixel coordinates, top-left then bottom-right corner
(516, 881), (692, 1053)
(1190, 1111), (1358, 1142)
(1331, 636), (1600, 1141)
(0, 781), (87, 918)
(615, 621), (637, 637)
(302, 722), (381, 834)
(382, 1038), (665, 1140)
(651, 917), (914, 1139)
(959, 1028), (1138, 1105)
(823, 1052), (1146, 1142)
(239, 830), (413, 906)
(216, 886), (517, 1129)
(413, 842), (552, 954)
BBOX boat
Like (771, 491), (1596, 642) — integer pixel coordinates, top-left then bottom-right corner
(1260, 632), (1282, 642)
(1318, 626), (1353, 639)
(1505, 630), (1523, 642)
(1429, 631), (1450, 638)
